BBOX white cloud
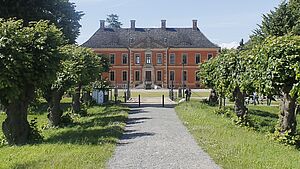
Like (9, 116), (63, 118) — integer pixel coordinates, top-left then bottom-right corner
(218, 41), (239, 49)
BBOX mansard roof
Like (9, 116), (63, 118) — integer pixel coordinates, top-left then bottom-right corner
(82, 27), (219, 49)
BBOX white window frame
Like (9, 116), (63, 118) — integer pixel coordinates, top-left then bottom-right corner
(195, 53), (201, 64)
(110, 71), (115, 81)
(122, 53), (128, 65)
(122, 71), (128, 81)
(169, 70), (175, 81)
(157, 53), (163, 64)
(169, 53), (175, 65)
(110, 53), (116, 65)
(135, 53), (141, 64)
(156, 70), (162, 81)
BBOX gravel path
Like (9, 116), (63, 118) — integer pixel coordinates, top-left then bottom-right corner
(107, 102), (221, 169)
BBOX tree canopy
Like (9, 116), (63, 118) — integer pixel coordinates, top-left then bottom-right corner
(0, 19), (65, 144)
(0, 0), (83, 43)
(106, 14), (122, 28)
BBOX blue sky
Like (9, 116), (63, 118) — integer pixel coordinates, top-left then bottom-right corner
(70, 0), (282, 47)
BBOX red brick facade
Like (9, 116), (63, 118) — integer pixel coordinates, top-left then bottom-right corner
(95, 48), (218, 89)
(83, 20), (219, 89)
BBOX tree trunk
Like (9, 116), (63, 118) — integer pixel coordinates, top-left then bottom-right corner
(219, 95), (223, 109)
(279, 86), (297, 134)
(47, 89), (64, 126)
(72, 84), (82, 113)
(2, 85), (34, 145)
(234, 87), (247, 119)
(82, 90), (91, 105)
(2, 100), (30, 145)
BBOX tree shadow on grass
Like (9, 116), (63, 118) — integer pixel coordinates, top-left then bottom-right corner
(29, 103), (72, 115)
(249, 109), (278, 119)
(79, 114), (127, 129)
(45, 125), (123, 145)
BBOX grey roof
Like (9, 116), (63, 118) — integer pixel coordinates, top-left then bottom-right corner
(82, 27), (219, 49)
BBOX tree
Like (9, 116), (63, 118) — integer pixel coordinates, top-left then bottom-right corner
(68, 47), (102, 115)
(106, 14), (122, 28)
(0, 0), (83, 43)
(0, 19), (65, 145)
(253, 0), (300, 39)
(44, 45), (106, 126)
(251, 35), (300, 134)
(200, 49), (254, 119)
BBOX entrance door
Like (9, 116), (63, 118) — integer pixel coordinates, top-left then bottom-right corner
(145, 71), (152, 81)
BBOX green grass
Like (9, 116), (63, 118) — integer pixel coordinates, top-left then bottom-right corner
(176, 101), (300, 169)
(0, 101), (128, 169)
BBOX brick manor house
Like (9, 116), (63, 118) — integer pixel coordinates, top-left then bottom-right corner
(82, 20), (219, 89)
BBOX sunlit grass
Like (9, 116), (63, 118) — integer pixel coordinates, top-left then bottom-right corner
(0, 100), (128, 169)
(176, 101), (300, 169)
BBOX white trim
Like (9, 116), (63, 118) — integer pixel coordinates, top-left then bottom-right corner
(156, 70), (162, 81)
(156, 53), (163, 65)
(195, 53), (201, 64)
(207, 53), (213, 60)
(183, 70), (188, 82)
(134, 53), (141, 64)
(122, 53), (128, 65)
(169, 53), (176, 65)
(122, 70), (128, 82)
(169, 70), (175, 81)
(109, 70), (115, 81)
(109, 53), (116, 65)
(135, 70), (140, 81)
(181, 53), (188, 64)
(145, 52), (152, 64)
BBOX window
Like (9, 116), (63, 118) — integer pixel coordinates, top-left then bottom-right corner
(170, 53), (175, 65)
(170, 71), (175, 81)
(157, 71), (162, 81)
(182, 53), (187, 64)
(183, 71), (187, 81)
(195, 54), (201, 64)
(135, 54), (140, 64)
(208, 53), (213, 60)
(196, 71), (200, 81)
(146, 54), (151, 64)
(110, 54), (115, 65)
(157, 53), (162, 64)
(122, 54), (128, 64)
(110, 71), (115, 81)
(122, 71), (127, 81)
(135, 71), (140, 81)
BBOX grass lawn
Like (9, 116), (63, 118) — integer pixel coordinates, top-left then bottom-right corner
(176, 101), (300, 169)
(0, 100), (128, 169)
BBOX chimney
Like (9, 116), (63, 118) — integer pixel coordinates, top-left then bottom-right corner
(161, 20), (166, 29)
(130, 20), (136, 29)
(100, 20), (105, 29)
(192, 20), (198, 30)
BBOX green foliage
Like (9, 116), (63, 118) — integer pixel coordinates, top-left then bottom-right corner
(0, 135), (7, 147)
(28, 118), (44, 144)
(214, 108), (232, 118)
(250, 35), (300, 97)
(0, 19), (65, 106)
(269, 129), (300, 146)
(253, 0), (300, 40)
(106, 14), (122, 28)
(59, 45), (102, 87)
(0, 0), (83, 43)
(200, 49), (254, 98)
